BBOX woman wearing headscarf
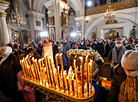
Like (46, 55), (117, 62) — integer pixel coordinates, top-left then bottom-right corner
(0, 46), (23, 102)
(108, 50), (138, 102)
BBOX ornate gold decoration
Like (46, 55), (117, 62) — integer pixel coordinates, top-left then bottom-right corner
(8, 4), (26, 26)
(86, 0), (137, 16)
(106, 19), (118, 24)
(0, 0), (10, 5)
(22, 77), (95, 102)
(104, 6), (115, 20)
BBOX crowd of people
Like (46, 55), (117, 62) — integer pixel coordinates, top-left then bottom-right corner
(0, 37), (138, 102)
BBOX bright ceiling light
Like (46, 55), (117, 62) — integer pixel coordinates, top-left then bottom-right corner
(71, 33), (77, 37)
(40, 32), (48, 37)
(87, 1), (92, 6)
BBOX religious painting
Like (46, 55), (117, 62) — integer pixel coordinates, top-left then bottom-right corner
(77, 25), (82, 32)
(62, 12), (69, 27)
(92, 32), (96, 40)
(69, 12), (75, 16)
(105, 30), (117, 40)
(49, 27), (55, 40)
(61, 0), (67, 3)
(11, 29), (20, 44)
(36, 21), (41, 26)
(130, 29), (136, 39)
(78, 32), (82, 40)
(48, 16), (55, 25)
(21, 30), (29, 44)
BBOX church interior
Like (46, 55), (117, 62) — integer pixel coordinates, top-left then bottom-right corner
(0, 0), (138, 102)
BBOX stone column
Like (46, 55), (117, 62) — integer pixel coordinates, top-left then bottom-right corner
(0, 1), (10, 46)
(45, 0), (69, 41)
(28, 11), (44, 42)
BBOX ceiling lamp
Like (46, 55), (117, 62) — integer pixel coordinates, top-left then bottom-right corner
(104, 6), (115, 20)
(8, 4), (26, 26)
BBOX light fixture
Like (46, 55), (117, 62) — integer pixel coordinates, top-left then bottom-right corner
(40, 32), (48, 37)
(104, 6), (115, 20)
(87, 1), (92, 7)
(71, 33), (77, 37)
(8, 4), (26, 26)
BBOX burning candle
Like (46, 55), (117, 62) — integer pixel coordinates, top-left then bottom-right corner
(74, 60), (78, 97)
(79, 57), (84, 97)
(55, 54), (59, 69)
(31, 65), (36, 82)
(59, 53), (65, 92)
(85, 55), (89, 96)
(20, 60), (26, 78)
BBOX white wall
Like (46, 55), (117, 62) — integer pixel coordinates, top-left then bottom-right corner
(86, 17), (138, 39)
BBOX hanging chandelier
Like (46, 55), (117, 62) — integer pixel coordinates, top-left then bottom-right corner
(8, 4), (26, 26)
(104, 6), (115, 20)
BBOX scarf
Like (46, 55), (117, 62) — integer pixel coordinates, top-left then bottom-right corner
(119, 76), (138, 102)
(113, 45), (125, 64)
(0, 47), (12, 65)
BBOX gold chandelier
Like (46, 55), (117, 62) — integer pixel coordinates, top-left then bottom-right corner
(8, 4), (26, 26)
(104, 6), (115, 20)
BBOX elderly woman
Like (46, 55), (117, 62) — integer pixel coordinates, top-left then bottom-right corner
(108, 50), (138, 102)
(0, 46), (23, 101)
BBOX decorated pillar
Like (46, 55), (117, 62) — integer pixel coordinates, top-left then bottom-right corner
(28, 11), (44, 42)
(45, 0), (69, 41)
(0, 0), (10, 46)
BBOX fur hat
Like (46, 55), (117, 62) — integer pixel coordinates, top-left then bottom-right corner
(121, 50), (138, 70)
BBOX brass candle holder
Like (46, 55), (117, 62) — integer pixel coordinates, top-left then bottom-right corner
(20, 53), (95, 102)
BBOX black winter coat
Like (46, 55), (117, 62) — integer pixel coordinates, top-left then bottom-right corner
(0, 53), (21, 98)
(108, 66), (127, 102)
(78, 44), (87, 50)
(95, 43), (105, 56)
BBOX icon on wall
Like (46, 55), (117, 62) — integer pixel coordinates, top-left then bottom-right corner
(62, 12), (69, 27)
(49, 27), (56, 41)
(77, 25), (82, 32)
(21, 30), (30, 44)
(48, 16), (55, 25)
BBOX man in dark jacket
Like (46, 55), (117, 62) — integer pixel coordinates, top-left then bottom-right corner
(52, 41), (59, 64)
(62, 39), (71, 51)
(78, 40), (87, 50)
(95, 39), (105, 56)
(124, 38), (133, 50)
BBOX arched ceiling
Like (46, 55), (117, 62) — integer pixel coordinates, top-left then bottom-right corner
(32, 0), (82, 16)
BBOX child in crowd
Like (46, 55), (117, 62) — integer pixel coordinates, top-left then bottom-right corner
(17, 71), (35, 102)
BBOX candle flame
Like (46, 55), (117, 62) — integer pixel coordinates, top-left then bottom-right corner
(60, 53), (62, 56)
(45, 53), (48, 56)
(90, 60), (93, 62)
(74, 60), (76, 63)
(89, 62), (91, 66)
(86, 55), (89, 58)
(79, 57), (83, 61)
(56, 54), (59, 57)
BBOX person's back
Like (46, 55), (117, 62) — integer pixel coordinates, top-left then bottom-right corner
(95, 42), (105, 56)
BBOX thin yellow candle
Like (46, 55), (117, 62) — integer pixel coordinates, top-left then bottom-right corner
(55, 54), (59, 69)
(44, 54), (51, 85)
(32, 58), (39, 82)
(20, 60), (26, 78)
(79, 57), (84, 97)
(66, 75), (70, 94)
(86, 55), (89, 96)
(74, 60), (78, 97)
(49, 57), (56, 89)
(71, 73), (75, 96)
(31, 65), (36, 82)
(57, 66), (60, 90)
(38, 59), (42, 82)
(90, 60), (94, 93)
(59, 53), (65, 92)
(34, 59), (41, 83)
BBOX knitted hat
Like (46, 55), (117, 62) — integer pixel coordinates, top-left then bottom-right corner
(121, 50), (138, 70)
